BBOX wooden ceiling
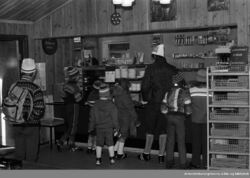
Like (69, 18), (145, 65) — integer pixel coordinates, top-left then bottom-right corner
(0, 0), (72, 23)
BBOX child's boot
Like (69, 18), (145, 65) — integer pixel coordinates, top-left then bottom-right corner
(96, 158), (102, 165)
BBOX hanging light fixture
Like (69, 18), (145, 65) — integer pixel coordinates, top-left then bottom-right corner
(122, 0), (133, 7)
(160, 0), (171, 4)
(112, 0), (135, 7)
(112, 0), (123, 5)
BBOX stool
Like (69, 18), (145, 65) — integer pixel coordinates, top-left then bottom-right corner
(0, 146), (19, 169)
(40, 118), (64, 150)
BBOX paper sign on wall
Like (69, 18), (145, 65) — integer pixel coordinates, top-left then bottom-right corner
(34, 63), (46, 91)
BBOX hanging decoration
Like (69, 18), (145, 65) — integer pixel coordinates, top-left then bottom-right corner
(110, 5), (121, 25)
(207, 0), (229, 11)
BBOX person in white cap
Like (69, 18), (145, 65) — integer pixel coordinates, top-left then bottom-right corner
(12, 58), (45, 167)
(138, 43), (179, 164)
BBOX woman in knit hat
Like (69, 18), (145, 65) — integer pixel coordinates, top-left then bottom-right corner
(12, 58), (45, 167)
(56, 66), (83, 152)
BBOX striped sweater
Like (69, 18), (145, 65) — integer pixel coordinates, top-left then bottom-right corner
(14, 79), (45, 125)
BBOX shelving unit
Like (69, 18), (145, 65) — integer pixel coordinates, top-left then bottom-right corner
(81, 64), (146, 104)
(168, 25), (237, 71)
(207, 64), (250, 170)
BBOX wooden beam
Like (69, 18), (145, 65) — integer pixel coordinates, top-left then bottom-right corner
(34, 23), (237, 40)
(0, 19), (33, 24)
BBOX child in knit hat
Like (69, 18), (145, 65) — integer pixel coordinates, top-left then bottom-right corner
(112, 78), (139, 160)
(188, 69), (209, 169)
(88, 83), (119, 165)
(56, 66), (83, 152)
(161, 72), (191, 169)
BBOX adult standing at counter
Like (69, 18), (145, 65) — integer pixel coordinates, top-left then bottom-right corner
(138, 44), (178, 163)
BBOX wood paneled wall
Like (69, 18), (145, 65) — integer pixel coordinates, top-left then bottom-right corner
(2, 0), (249, 95)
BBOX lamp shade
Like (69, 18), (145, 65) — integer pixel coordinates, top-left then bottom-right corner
(160, 0), (171, 4)
(122, 0), (133, 7)
(113, 0), (122, 5)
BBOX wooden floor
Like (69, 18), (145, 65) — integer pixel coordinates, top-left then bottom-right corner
(18, 143), (191, 170)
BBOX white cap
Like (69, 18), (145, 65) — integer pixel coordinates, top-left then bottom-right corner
(152, 44), (164, 57)
(21, 58), (36, 73)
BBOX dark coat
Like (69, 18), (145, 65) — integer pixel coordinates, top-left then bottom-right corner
(89, 99), (119, 131)
(112, 85), (137, 137)
(141, 58), (178, 104)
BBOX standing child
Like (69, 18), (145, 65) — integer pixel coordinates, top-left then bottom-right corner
(88, 84), (119, 165)
(161, 72), (192, 169)
(56, 66), (83, 152)
(112, 78), (139, 159)
(189, 69), (208, 169)
(85, 80), (103, 154)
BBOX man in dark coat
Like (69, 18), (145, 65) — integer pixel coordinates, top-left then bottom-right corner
(138, 44), (178, 163)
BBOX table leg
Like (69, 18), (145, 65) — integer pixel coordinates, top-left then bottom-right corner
(50, 127), (53, 150)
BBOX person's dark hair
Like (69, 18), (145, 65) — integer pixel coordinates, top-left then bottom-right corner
(151, 54), (165, 61)
(117, 78), (130, 92)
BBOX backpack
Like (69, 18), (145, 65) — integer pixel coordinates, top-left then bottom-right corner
(2, 83), (33, 124)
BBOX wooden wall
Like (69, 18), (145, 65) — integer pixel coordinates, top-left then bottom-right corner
(1, 0), (248, 95)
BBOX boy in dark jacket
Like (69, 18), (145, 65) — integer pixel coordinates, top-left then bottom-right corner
(88, 84), (119, 165)
(112, 79), (138, 159)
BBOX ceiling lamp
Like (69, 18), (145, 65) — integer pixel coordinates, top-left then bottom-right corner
(159, 0), (171, 4)
(112, 0), (135, 7)
(112, 0), (123, 5)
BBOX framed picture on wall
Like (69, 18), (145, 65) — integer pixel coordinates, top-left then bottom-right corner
(207, 0), (229, 11)
(150, 0), (177, 22)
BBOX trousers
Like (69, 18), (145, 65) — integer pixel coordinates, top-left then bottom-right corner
(165, 114), (186, 167)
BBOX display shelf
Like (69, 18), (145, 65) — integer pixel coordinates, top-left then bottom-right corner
(207, 66), (250, 170)
(208, 105), (249, 108)
(209, 136), (250, 140)
(209, 151), (249, 156)
(209, 120), (250, 124)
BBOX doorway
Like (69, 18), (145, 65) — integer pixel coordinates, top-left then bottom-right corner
(0, 35), (28, 146)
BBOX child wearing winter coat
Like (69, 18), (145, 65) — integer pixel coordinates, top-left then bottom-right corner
(189, 69), (209, 169)
(112, 78), (139, 159)
(161, 72), (192, 169)
(88, 84), (119, 165)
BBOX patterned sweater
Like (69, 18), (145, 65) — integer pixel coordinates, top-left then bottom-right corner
(14, 79), (45, 125)
(61, 81), (82, 104)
